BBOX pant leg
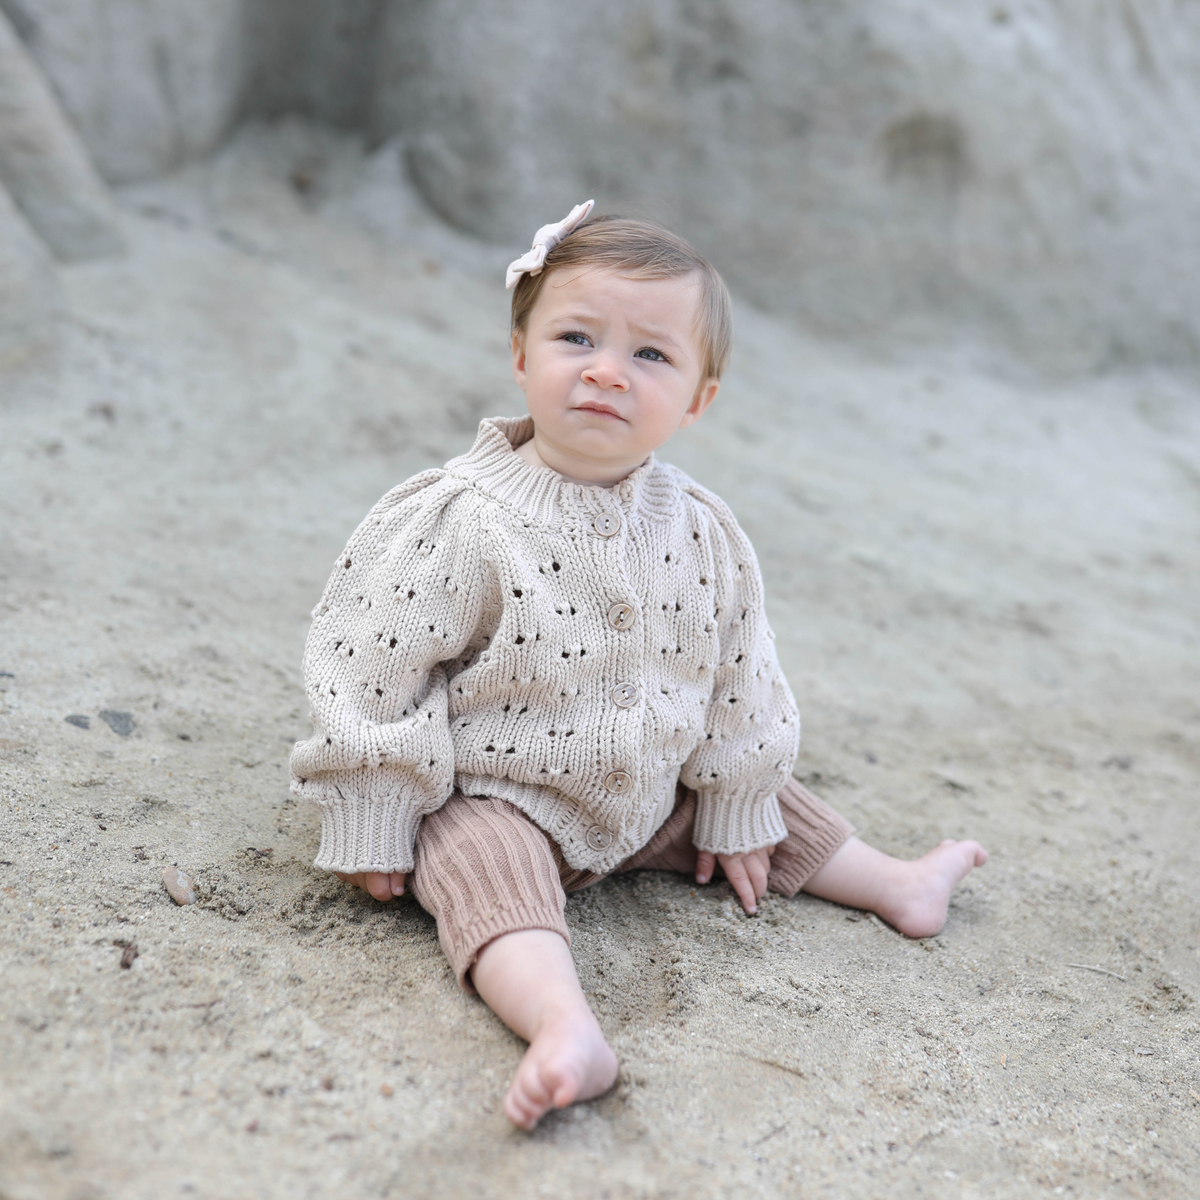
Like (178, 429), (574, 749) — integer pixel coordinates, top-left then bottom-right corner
(616, 778), (854, 898)
(765, 778), (855, 897)
(409, 792), (571, 989)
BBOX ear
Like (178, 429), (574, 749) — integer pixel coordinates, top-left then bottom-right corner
(511, 330), (528, 390)
(677, 377), (720, 429)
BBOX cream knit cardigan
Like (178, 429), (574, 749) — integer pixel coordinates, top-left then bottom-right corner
(291, 416), (799, 875)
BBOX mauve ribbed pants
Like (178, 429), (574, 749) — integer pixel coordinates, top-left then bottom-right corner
(410, 778), (854, 987)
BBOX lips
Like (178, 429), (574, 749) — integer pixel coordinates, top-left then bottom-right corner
(575, 402), (625, 420)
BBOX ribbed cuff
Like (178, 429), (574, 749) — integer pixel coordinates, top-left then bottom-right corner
(448, 904), (572, 992)
(692, 787), (789, 857)
(766, 778), (855, 898)
(312, 797), (425, 875)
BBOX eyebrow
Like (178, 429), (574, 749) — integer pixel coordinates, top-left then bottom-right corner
(546, 310), (687, 349)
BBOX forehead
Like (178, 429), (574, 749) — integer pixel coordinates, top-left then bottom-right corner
(535, 266), (704, 340)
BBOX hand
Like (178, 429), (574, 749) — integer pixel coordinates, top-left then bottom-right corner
(334, 870), (406, 901)
(695, 845), (775, 914)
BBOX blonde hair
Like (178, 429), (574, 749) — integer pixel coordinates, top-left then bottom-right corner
(510, 215), (733, 380)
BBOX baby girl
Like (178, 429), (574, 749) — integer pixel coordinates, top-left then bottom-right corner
(290, 201), (987, 1130)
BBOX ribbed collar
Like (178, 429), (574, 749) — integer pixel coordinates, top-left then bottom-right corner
(445, 416), (679, 525)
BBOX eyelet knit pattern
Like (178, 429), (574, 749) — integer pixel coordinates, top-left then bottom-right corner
(291, 416), (798, 875)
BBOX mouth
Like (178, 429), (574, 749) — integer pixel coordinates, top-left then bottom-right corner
(574, 402), (625, 421)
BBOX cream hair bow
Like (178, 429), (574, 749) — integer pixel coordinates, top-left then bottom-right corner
(505, 199), (595, 289)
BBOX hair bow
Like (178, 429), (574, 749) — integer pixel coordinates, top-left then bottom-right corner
(504, 199), (595, 290)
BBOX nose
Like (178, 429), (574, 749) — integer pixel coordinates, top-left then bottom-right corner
(581, 351), (629, 391)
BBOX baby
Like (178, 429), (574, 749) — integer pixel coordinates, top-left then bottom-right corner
(290, 202), (987, 1131)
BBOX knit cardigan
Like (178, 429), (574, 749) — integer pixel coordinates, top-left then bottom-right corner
(291, 415), (799, 875)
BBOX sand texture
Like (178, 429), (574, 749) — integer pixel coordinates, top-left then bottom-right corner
(1, 130), (1199, 1199)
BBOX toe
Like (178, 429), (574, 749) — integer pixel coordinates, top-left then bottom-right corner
(504, 1085), (539, 1131)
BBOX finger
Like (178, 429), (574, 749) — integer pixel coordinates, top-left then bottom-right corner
(363, 872), (395, 902)
(390, 871), (406, 896)
(722, 857), (759, 914)
(695, 850), (716, 885)
(746, 853), (769, 901)
(335, 871), (363, 891)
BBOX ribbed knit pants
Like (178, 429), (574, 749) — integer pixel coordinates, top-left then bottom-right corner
(410, 778), (854, 988)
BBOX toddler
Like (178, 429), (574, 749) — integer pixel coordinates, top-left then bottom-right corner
(290, 202), (987, 1130)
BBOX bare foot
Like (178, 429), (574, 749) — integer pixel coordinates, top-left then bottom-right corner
(874, 839), (989, 938)
(470, 929), (618, 1132)
(504, 1004), (618, 1131)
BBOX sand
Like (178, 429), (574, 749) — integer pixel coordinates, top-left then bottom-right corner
(1, 125), (1198, 1199)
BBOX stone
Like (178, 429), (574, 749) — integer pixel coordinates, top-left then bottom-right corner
(64, 714), (89, 729)
(98, 709), (134, 736)
(0, 6), (123, 259)
(12, 0), (249, 184)
(370, 0), (1200, 373)
(0, 176), (60, 377)
(9, 0), (1200, 370)
(162, 867), (197, 906)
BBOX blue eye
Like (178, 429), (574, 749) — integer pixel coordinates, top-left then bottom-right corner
(561, 331), (591, 346)
(636, 347), (668, 362)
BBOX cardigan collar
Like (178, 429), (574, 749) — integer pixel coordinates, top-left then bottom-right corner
(445, 415), (677, 525)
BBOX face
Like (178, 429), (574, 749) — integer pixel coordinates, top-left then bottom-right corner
(511, 267), (720, 486)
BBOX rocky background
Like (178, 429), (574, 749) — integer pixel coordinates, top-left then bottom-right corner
(1, 3), (1199, 1199)
(7, 0), (1200, 371)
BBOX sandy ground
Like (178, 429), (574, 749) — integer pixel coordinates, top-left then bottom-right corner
(2, 124), (1199, 1200)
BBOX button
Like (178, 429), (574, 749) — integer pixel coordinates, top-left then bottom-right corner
(586, 825), (614, 851)
(610, 682), (639, 708)
(603, 769), (633, 794)
(607, 602), (636, 631)
(593, 511), (620, 537)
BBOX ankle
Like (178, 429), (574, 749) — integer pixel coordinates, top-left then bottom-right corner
(529, 984), (595, 1036)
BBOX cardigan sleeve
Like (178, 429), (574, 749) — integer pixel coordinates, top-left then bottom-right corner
(678, 487), (798, 857)
(290, 471), (487, 874)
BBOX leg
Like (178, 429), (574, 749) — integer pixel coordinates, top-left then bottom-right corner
(409, 794), (617, 1129)
(626, 779), (985, 937)
(802, 835), (988, 938)
(471, 930), (618, 1131)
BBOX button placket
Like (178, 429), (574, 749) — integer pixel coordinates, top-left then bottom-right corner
(603, 769), (632, 794)
(606, 602), (636, 631)
(592, 511), (620, 537)
(586, 825), (614, 850)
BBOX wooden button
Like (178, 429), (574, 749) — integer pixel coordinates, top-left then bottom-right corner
(607, 602), (636, 631)
(586, 825), (614, 850)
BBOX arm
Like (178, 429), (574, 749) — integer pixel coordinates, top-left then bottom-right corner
(290, 474), (487, 877)
(680, 490), (799, 865)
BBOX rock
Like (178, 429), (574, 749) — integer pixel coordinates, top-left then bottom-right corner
(10, 0), (1200, 370)
(0, 176), (60, 377)
(98, 709), (133, 736)
(0, 7), (123, 259)
(64, 714), (89, 729)
(162, 867), (197, 906)
(370, 0), (1200, 372)
(13, 0), (250, 184)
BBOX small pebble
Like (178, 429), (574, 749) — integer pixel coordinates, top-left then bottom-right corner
(65, 714), (90, 729)
(379, 1084), (394, 1097)
(99, 709), (134, 736)
(120, 943), (138, 969)
(162, 866), (197, 905)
